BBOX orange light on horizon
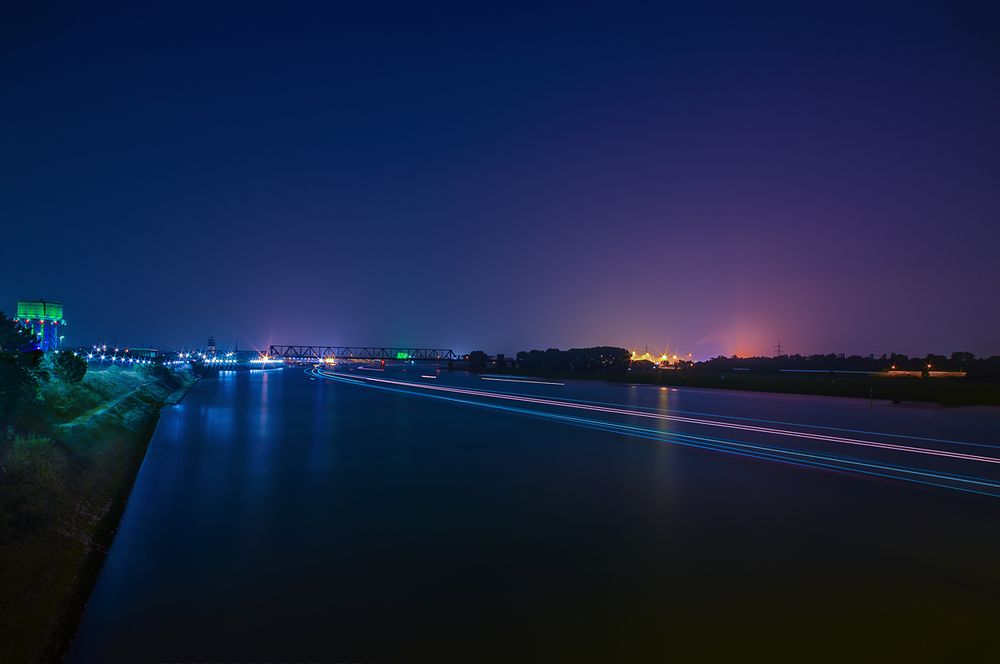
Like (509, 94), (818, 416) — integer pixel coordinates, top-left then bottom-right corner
(631, 347), (692, 365)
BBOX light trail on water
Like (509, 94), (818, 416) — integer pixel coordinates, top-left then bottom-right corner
(480, 376), (565, 386)
(307, 367), (1000, 498)
(467, 388), (1000, 450)
(318, 370), (1000, 465)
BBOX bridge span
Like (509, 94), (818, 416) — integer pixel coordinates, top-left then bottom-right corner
(266, 345), (459, 361)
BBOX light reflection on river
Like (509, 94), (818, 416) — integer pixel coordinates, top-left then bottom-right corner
(70, 367), (1000, 662)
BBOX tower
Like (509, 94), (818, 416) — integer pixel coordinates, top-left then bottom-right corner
(15, 300), (66, 351)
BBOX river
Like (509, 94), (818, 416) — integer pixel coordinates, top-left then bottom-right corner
(70, 365), (1000, 661)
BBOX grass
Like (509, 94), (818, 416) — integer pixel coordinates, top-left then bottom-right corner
(0, 365), (196, 663)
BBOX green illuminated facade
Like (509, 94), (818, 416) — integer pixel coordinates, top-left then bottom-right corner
(15, 300), (66, 351)
(17, 300), (64, 321)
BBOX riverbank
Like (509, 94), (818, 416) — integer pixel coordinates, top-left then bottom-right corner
(473, 367), (1000, 407)
(0, 365), (197, 663)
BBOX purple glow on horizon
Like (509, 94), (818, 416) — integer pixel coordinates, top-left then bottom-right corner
(1, 5), (997, 356)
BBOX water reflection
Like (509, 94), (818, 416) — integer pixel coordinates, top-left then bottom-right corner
(70, 368), (1000, 662)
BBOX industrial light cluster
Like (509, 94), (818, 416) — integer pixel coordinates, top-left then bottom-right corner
(630, 349), (695, 367)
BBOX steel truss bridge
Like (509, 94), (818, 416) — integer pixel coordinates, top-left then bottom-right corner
(266, 345), (459, 361)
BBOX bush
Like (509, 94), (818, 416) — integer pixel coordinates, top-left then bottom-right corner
(142, 363), (173, 381)
(0, 317), (38, 428)
(467, 350), (489, 369)
(54, 351), (87, 384)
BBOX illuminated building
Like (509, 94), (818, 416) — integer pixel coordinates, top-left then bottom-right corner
(14, 300), (66, 351)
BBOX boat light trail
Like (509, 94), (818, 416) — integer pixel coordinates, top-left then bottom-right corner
(306, 368), (1000, 498)
(480, 377), (565, 386)
(499, 392), (1000, 450)
(313, 370), (1000, 467)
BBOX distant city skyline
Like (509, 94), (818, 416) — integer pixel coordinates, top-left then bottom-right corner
(3, 4), (998, 357)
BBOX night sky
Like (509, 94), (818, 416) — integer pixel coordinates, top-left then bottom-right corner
(3, 3), (999, 357)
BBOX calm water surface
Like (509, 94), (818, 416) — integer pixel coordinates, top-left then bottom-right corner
(70, 367), (1000, 662)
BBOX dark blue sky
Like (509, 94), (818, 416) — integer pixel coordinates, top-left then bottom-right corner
(3, 2), (999, 357)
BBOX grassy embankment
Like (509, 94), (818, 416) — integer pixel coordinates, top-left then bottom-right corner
(0, 365), (196, 663)
(483, 368), (1000, 407)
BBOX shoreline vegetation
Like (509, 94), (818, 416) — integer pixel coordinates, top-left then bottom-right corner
(464, 347), (1000, 407)
(0, 350), (197, 663)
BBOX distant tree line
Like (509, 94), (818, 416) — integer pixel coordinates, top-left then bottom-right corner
(696, 352), (1000, 379)
(515, 347), (632, 374)
(465, 345), (1000, 382)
